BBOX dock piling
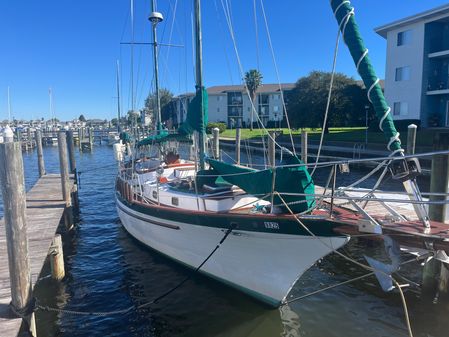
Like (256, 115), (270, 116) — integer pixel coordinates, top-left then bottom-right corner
(57, 132), (74, 229)
(301, 130), (308, 164)
(212, 127), (220, 159)
(235, 127), (241, 165)
(0, 142), (37, 336)
(49, 234), (65, 281)
(407, 124), (417, 155)
(429, 131), (449, 223)
(36, 130), (46, 177)
(268, 131), (276, 167)
(66, 130), (76, 173)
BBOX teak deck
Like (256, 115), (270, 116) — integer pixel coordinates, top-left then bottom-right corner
(0, 174), (75, 337)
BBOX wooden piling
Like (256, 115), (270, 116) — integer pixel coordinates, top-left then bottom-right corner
(429, 131), (449, 223)
(49, 234), (65, 281)
(407, 124), (417, 155)
(57, 132), (71, 204)
(0, 142), (36, 336)
(235, 127), (241, 165)
(268, 131), (276, 167)
(212, 127), (220, 159)
(66, 131), (76, 173)
(301, 130), (308, 164)
(89, 128), (94, 146)
(35, 130), (46, 177)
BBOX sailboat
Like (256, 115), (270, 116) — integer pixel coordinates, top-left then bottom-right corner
(116, 0), (449, 306)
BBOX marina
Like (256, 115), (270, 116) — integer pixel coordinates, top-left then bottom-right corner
(1, 0), (449, 336)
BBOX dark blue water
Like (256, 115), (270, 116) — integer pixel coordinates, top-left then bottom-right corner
(1, 145), (447, 337)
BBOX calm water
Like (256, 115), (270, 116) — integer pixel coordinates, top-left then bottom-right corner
(0, 145), (447, 337)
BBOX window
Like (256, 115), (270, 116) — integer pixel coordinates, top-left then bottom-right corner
(393, 102), (408, 116)
(397, 30), (412, 46)
(395, 66), (410, 81)
(172, 197), (179, 206)
(273, 94), (280, 100)
(273, 105), (279, 112)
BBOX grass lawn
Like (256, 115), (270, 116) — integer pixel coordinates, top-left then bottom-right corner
(219, 127), (435, 147)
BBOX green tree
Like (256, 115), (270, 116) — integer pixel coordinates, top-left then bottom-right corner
(79, 114), (86, 122)
(127, 110), (141, 126)
(244, 69), (263, 131)
(287, 71), (371, 132)
(144, 88), (174, 128)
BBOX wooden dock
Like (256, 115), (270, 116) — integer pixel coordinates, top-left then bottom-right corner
(0, 174), (75, 337)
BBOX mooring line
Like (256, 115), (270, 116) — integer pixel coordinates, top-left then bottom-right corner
(35, 223), (236, 316)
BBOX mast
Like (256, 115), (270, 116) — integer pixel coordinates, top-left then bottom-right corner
(194, 0), (206, 170)
(49, 87), (54, 127)
(330, 0), (430, 228)
(149, 0), (163, 134)
(116, 60), (121, 133)
(7, 86), (11, 123)
(130, 0), (135, 117)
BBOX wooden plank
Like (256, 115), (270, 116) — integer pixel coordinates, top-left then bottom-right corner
(0, 173), (75, 337)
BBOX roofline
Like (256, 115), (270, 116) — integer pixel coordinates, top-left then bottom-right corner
(375, 3), (449, 38)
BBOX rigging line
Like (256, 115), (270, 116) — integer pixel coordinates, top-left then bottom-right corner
(259, 0), (296, 156)
(213, 0), (235, 84)
(276, 192), (414, 337)
(219, 0), (278, 164)
(130, 0), (135, 112)
(161, 0), (179, 84)
(310, 10), (351, 177)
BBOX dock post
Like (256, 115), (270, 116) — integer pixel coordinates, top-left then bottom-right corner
(301, 130), (308, 164)
(235, 127), (241, 164)
(429, 131), (449, 223)
(212, 127), (220, 159)
(89, 127), (94, 147)
(268, 131), (276, 167)
(66, 131), (76, 173)
(0, 142), (37, 336)
(49, 234), (65, 281)
(57, 132), (73, 229)
(35, 130), (46, 177)
(407, 124), (417, 155)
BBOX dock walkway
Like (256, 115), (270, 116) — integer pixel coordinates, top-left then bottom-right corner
(0, 174), (75, 337)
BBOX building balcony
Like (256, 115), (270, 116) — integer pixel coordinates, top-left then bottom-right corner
(428, 49), (449, 59)
(427, 79), (449, 95)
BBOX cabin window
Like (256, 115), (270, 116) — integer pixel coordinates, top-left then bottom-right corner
(152, 191), (158, 199)
(397, 30), (412, 46)
(395, 66), (410, 81)
(172, 197), (179, 206)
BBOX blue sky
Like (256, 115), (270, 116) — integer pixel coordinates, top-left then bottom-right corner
(1, 0), (448, 121)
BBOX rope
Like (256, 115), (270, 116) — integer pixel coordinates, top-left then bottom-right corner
(310, 6), (353, 177)
(259, 0), (296, 155)
(36, 223), (236, 316)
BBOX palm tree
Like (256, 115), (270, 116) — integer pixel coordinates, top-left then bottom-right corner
(244, 69), (263, 131)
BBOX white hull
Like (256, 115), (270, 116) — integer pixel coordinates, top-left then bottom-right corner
(116, 197), (349, 306)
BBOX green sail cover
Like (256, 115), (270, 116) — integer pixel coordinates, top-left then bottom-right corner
(179, 87), (208, 135)
(206, 155), (315, 213)
(137, 130), (192, 147)
(330, 0), (402, 153)
(137, 87), (208, 147)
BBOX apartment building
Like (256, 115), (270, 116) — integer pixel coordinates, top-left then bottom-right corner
(168, 83), (294, 128)
(376, 4), (449, 127)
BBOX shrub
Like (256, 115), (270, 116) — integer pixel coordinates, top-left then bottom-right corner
(368, 119), (420, 132)
(206, 122), (227, 134)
